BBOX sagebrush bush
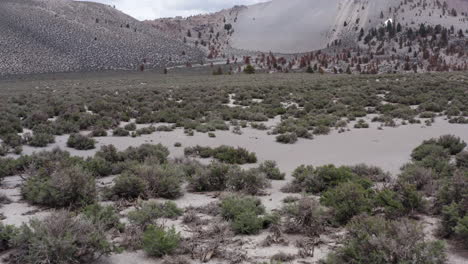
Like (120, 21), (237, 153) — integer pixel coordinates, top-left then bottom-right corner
(12, 211), (113, 264)
(320, 182), (374, 225)
(258, 160), (285, 180)
(24, 132), (55, 147)
(128, 201), (183, 228)
(286, 164), (371, 194)
(346, 164), (390, 182)
(276, 133), (298, 144)
(133, 164), (184, 199)
(282, 197), (328, 235)
(123, 144), (169, 164)
(188, 162), (231, 192)
(0, 222), (17, 251)
(184, 145), (257, 164)
(322, 216), (447, 264)
(142, 225), (180, 257)
(456, 151), (468, 169)
(22, 164), (96, 208)
(67, 133), (96, 150)
(113, 127), (130, 137)
(90, 128), (107, 137)
(226, 167), (270, 195)
(82, 204), (122, 231)
(111, 173), (146, 199)
(221, 195), (267, 235)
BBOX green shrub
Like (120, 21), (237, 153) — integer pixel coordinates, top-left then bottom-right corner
(22, 164), (96, 208)
(320, 182), (374, 225)
(67, 133), (96, 150)
(111, 173), (146, 199)
(124, 123), (137, 131)
(374, 188), (406, 218)
(411, 143), (449, 161)
(221, 195), (266, 235)
(13, 211), (113, 264)
(142, 225), (180, 257)
(354, 119), (369, 128)
(396, 183), (427, 214)
(454, 216), (468, 247)
(456, 151), (468, 168)
(184, 145), (257, 164)
(286, 164), (371, 194)
(113, 127), (130, 137)
(244, 64), (255, 74)
(398, 164), (435, 193)
(231, 210), (264, 235)
(258, 160), (285, 180)
(123, 144), (170, 164)
(346, 164), (391, 182)
(313, 125), (331, 135)
(436, 135), (466, 155)
(276, 133), (298, 144)
(322, 216), (446, 264)
(226, 167), (270, 195)
(25, 132), (55, 147)
(0, 222), (17, 251)
(221, 195), (265, 220)
(90, 128), (107, 137)
(82, 204), (122, 231)
(282, 197), (328, 235)
(188, 162), (230, 192)
(84, 157), (113, 177)
(128, 201), (183, 228)
(133, 164), (184, 199)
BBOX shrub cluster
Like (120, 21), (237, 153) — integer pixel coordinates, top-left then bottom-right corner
(184, 145), (257, 164)
(67, 133), (96, 150)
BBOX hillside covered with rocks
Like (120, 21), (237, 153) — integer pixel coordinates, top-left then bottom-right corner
(0, 0), (205, 76)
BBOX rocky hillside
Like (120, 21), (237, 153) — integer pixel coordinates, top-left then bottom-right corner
(0, 0), (205, 76)
(148, 0), (468, 73)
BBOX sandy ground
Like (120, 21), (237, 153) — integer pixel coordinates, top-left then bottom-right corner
(2, 115), (468, 264)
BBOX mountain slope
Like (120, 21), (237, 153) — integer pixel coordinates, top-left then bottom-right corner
(0, 0), (204, 76)
(149, 0), (468, 54)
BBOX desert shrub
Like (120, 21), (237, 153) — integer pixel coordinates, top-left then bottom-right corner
(188, 162), (231, 192)
(22, 164), (96, 208)
(124, 122), (137, 131)
(132, 164), (184, 199)
(221, 195), (265, 220)
(286, 164), (371, 194)
(374, 188), (406, 218)
(398, 164), (435, 193)
(258, 160), (285, 180)
(282, 197), (328, 235)
(128, 201), (183, 228)
(136, 126), (156, 136)
(184, 145), (257, 164)
(320, 182), (374, 225)
(395, 183), (427, 214)
(313, 125), (331, 135)
(221, 195), (266, 235)
(90, 128), (107, 137)
(82, 204), (122, 231)
(346, 164), (391, 182)
(142, 225), (180, 257)
(226, 167), (270, 195)
(67, 133), (96, 150)
(24, 132), (55, 147)
(12, 211), (113, 264)
(244, 64), (255, 74)
(0, 143), (9, 156)
(0, 157), (17, 178)
(456, 151), (468, 168)
(212, 146), (257, 164)
(84, 157), (113, 177)
(454, 216), (468, 247)
(111, 173), (146, 199)
(231, 210), (264, 235)
(354, 119), (369, 128)
(174, 142), (182, 147)
(113, 127), (130, 137)
(251, 122), (268, 130)
(95, 144), (123, 163)
(0, 223), (17, 251)
(322, 216), (446, 264)
(435, 135), (466, 155)
(276, 133), (298, 144)
(122, 144), (170, 164)
(411, 143), (449, 161)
